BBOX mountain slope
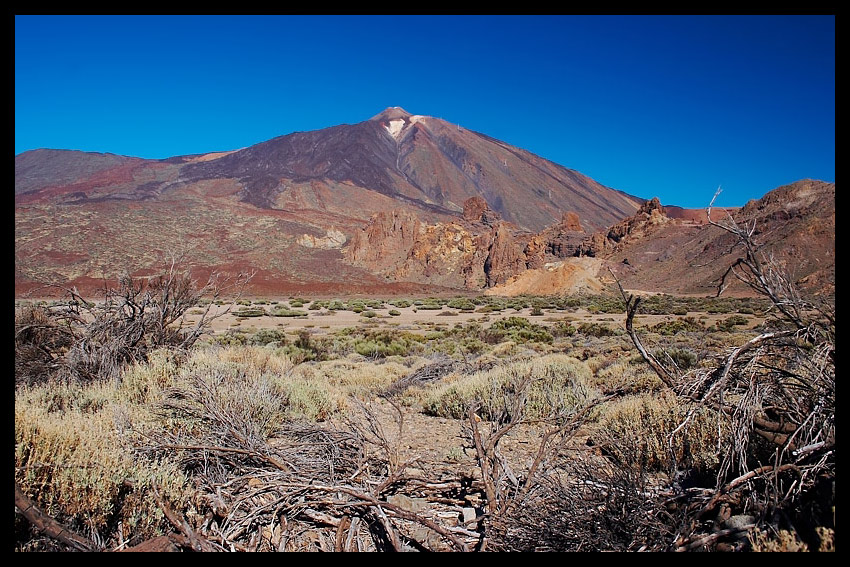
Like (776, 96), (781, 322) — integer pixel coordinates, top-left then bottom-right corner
(176, 107), (643, 232)
(21, 111), (829, 300)
(15, 108), (649, 296)
(591, 179), (835, 297)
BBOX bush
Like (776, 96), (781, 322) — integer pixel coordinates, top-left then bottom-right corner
(647, 316), (705, 336)
(653, 347), (699, 370)
(447, 298), (476, 311)
(485, 317), (553, 345)
(271, 307), (307, 317)
(14, 263), (252, 385)
(592, 356), (663, 394)
(595, 390), (727, 473)
(423, 354), (597, 420)
(715, 314), (750, 331)
(248, 328), (289, 346)
(15, 381), (191, 547)
(550, 321), (576, 337)
(234, 307), (266, 318)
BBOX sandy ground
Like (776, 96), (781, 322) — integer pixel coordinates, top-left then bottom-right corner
(181, 302), (763, 337)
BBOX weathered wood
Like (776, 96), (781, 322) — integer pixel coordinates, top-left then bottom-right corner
(15, 484), (98, 552)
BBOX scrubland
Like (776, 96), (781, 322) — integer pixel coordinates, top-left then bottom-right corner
(15, 281), (834, 552)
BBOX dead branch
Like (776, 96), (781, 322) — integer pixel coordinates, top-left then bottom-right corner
(675, 523), (756, 552)
(610, 270), (675, 389)
(152, 484), (218, 552)
(15, 484), (99, 552)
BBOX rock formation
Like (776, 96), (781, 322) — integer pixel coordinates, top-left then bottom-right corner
(577, 197), (669, 257)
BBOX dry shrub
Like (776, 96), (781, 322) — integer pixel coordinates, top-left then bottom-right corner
(187, 365), (292, 438)
(274, 374), (337, 422)
(14, 303), (75, 386)
(294, 358), (408, 395)
(157, 347), (335, 429)
(118, 348), (183, 405)
(748, 527), (836, 552)
(210, 344), (294, 376)
(15, 260), (253, 386)
(15, 383), (190, 547)
(488, 456), (674, 552)
(595, 389), (727, 473)
(591, 355), (664, 395)
(422, 354), (597, 420)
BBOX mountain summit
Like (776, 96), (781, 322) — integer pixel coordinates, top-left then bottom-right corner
(370, 106), (414, 121)
(16, 108), (652, 295)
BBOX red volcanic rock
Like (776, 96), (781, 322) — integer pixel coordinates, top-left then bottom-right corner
(345, 210), (421, 266)
(484, 222), (528, 287)
(462, 196), (502, 225)
(523, 233), (548, 270)
(462, 196), (487, 221)
(561, 211), (583, 232)
(578, 197), (669, 257)
(538, 211), (587, 259)
(663, 205), (738, 224)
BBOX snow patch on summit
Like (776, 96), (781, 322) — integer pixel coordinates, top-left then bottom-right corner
(385, 119), (405, 140)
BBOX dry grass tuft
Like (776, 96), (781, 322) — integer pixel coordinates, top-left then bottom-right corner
(594, 389), (727, 473)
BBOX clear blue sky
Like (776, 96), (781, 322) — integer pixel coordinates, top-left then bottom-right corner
(15, 15), (834, 208)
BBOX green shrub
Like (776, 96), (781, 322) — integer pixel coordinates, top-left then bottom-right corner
(447, 298), (476, 311)
(550, 321), (576, 337)
(475, 305), (502, 313)
(647, 316), (705, 336)
(653, 347), (699, 370)
(272, 307), (307, 317)
(234, 307), (266, 318)
(248, 328), (289, 346)
(484, 317), (553, 345)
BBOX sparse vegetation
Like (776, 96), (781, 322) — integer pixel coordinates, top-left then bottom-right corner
(15, 244), (833, 552)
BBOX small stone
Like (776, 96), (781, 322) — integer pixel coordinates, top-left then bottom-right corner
(724, 514), (755, 530)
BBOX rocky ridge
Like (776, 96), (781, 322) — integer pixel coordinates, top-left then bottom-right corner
(345, 197), (595, 291)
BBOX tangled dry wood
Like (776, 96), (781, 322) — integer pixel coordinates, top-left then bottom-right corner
(609, 189), (835, 551)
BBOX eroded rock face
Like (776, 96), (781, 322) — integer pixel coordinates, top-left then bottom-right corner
(345, 210), (422, 266)
(523, 233), (547, 270)
(484, 222), (528, 287)
(561, 211), (583, 232)
(462, 196), (502, 226)
(345, 199), (593, 290)
(578, 197), (669, 257)
(539, 211), (587, 259)
(297, 228), (347, 249)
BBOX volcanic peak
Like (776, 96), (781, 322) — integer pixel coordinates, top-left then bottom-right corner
(370, 107), (413, 121)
